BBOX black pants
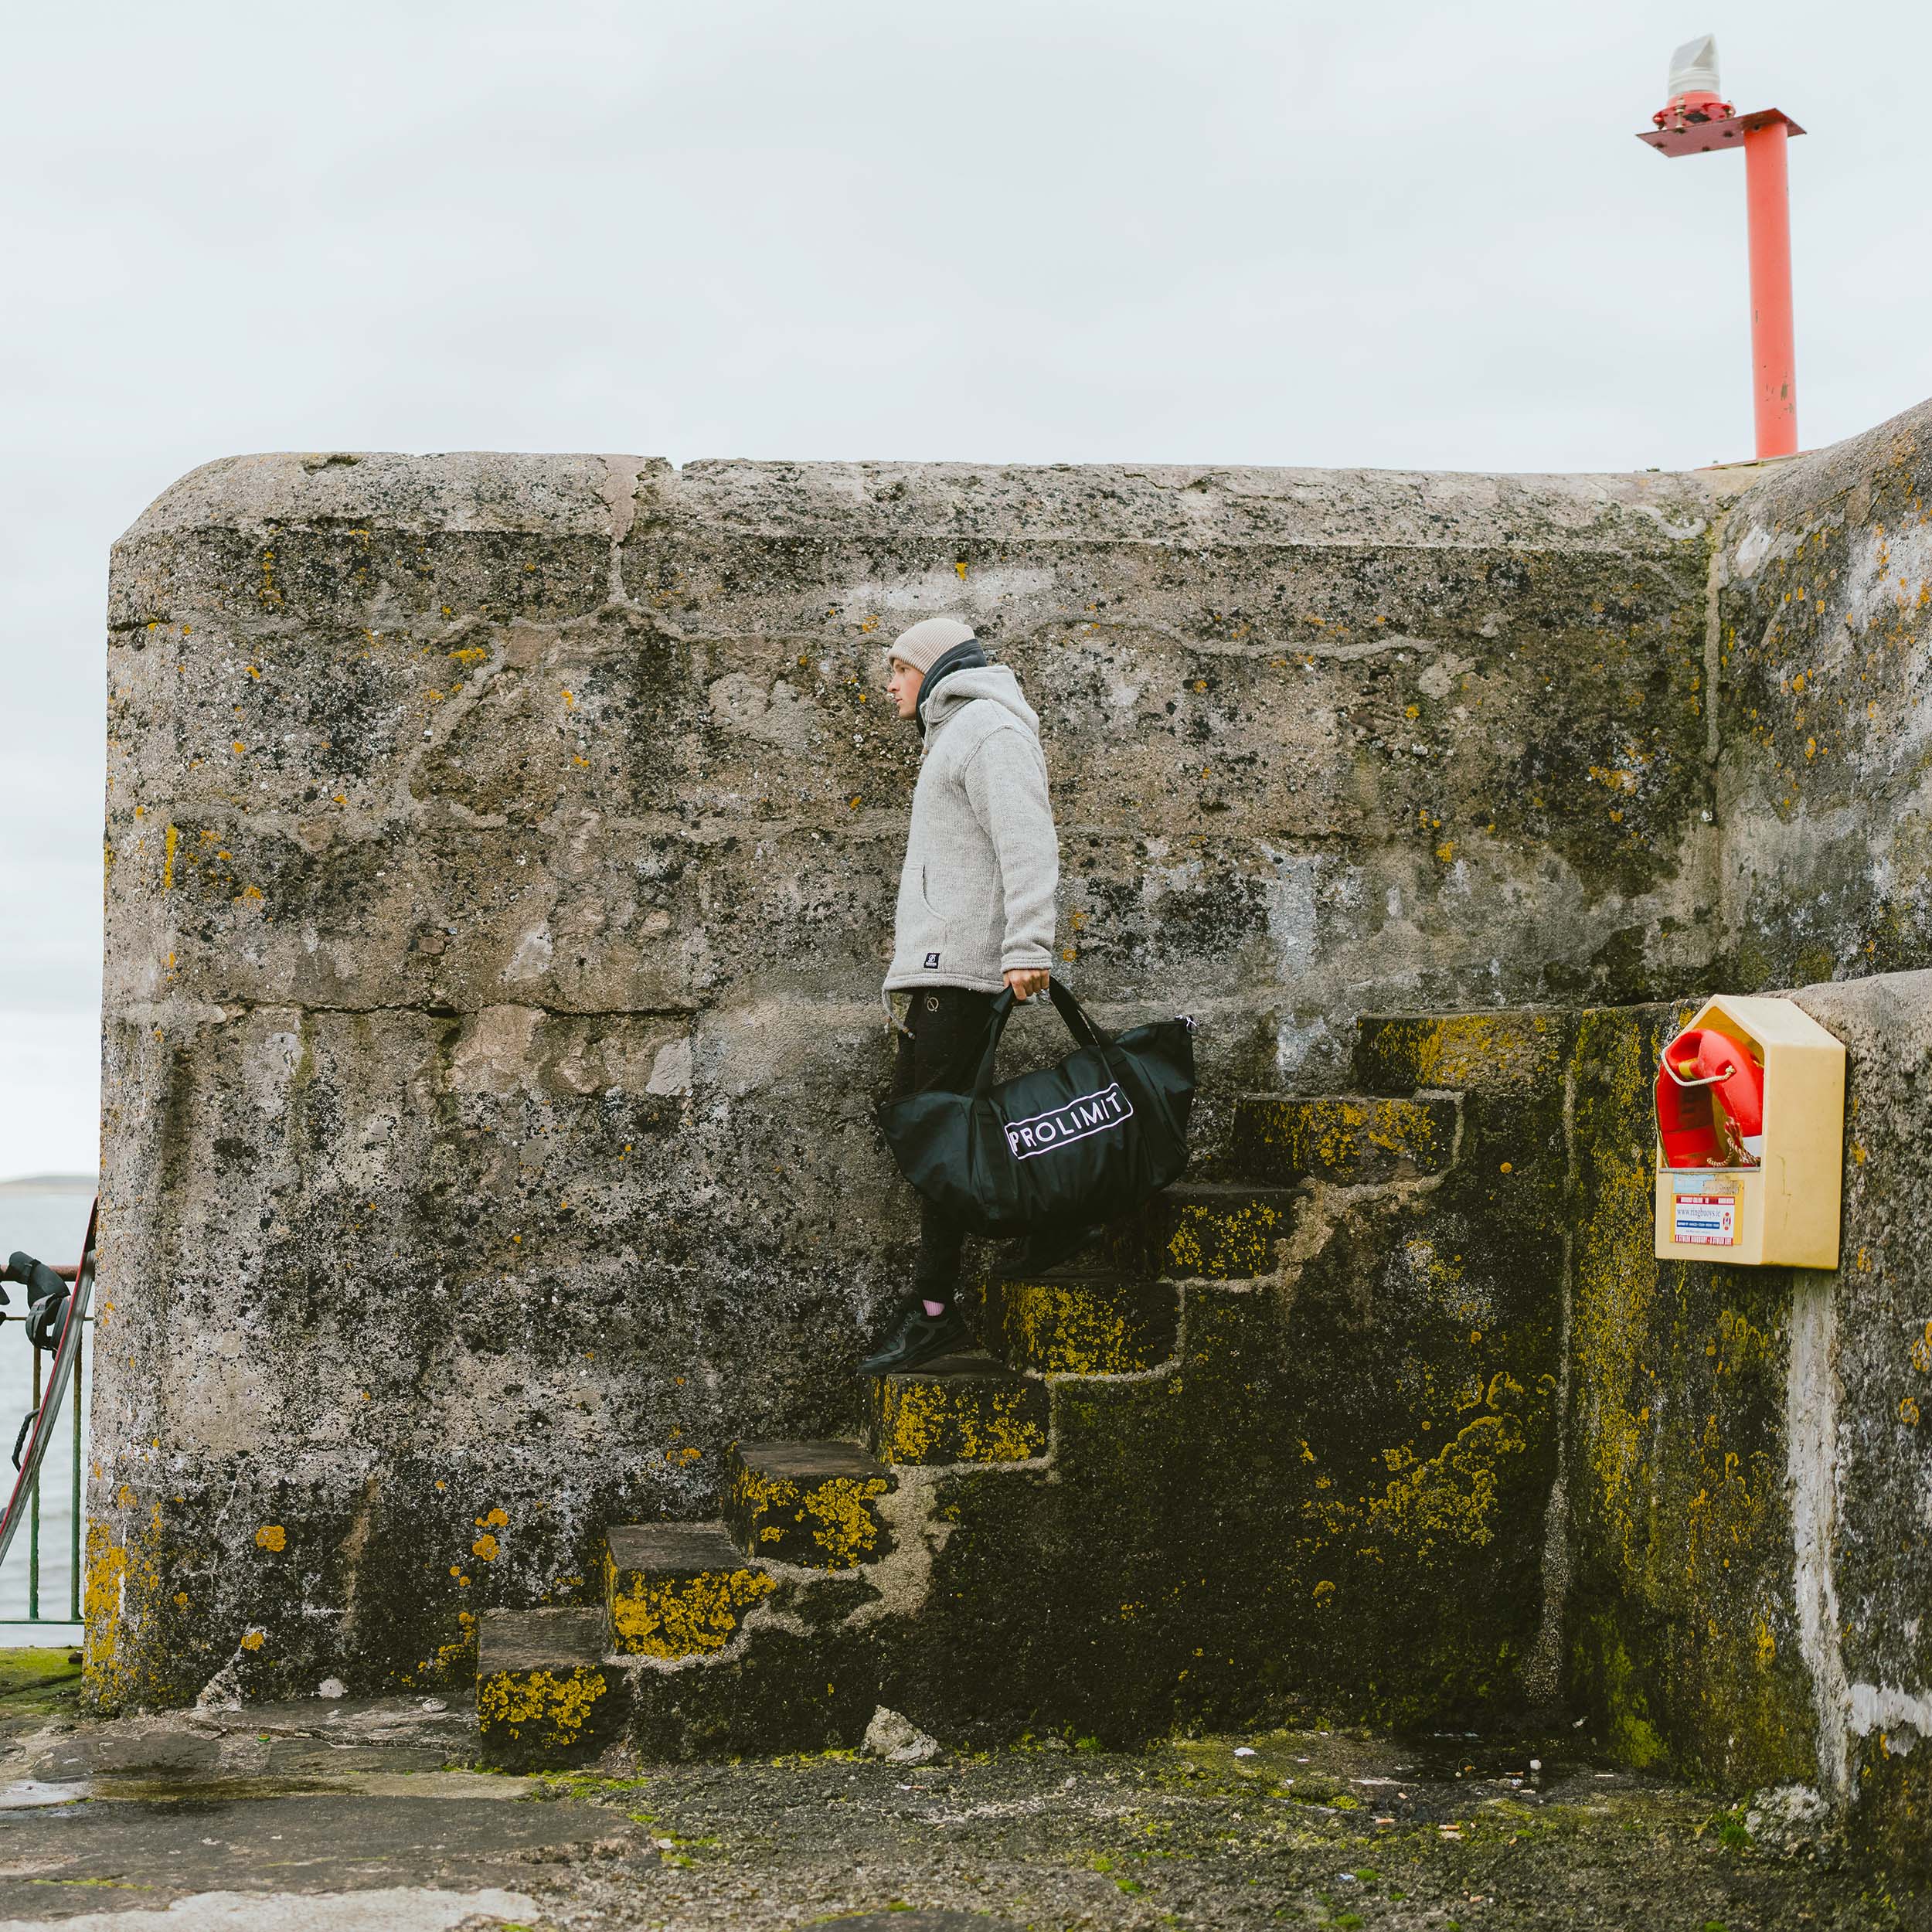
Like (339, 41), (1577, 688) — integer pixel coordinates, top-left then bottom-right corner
(890, 985), (997, 1301)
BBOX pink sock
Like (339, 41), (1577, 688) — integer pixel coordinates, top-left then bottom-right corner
(922, 1300), (947, 1318)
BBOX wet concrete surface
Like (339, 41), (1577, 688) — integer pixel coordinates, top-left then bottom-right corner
(0, 1657), (1917, 1930)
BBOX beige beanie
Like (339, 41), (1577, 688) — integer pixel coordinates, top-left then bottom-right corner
(885, 616), (977, 675)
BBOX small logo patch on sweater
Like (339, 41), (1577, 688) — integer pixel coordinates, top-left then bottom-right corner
(923, 951), (941, 969)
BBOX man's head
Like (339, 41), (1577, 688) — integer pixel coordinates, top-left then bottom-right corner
(885, 617), (976, 722)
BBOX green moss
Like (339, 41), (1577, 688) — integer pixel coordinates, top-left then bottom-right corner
(1573, 1612), (1666, 1769)
(0, 1647), (83, 1720)
(0, 1648), (83, 1695)
(1563, 1006), (1818, 1790)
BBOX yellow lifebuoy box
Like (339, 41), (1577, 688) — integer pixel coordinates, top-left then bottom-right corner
(1653, 994), (1846, 1267)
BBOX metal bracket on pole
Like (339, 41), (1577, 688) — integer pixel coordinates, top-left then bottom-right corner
(1637, 106), (1805, 161)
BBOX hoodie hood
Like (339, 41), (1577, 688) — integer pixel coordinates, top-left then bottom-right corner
(913, 638), (988, 736)
(920, 662), (1039, 747)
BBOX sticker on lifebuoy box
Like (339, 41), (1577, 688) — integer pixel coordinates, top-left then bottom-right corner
(1672, 1177), (1740, 1246)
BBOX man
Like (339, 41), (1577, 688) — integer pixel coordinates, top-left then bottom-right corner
(858, 617), (1059, 1378)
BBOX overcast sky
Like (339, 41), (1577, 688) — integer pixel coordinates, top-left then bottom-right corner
(3, 0), (1928, 1181)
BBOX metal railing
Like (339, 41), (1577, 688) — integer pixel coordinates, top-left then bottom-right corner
(0, 1301), (90, 1630)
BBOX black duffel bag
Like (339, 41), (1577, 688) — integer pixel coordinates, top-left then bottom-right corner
(878, 981), (1196, 1238)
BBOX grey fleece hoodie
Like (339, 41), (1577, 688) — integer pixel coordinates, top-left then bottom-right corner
(883, 664), (1059, 1007)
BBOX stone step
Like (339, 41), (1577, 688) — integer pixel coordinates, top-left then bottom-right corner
(605, 1521), (777, 1657)
(1353, 1009), (1571, 1097)
(867, 1349), (1050, 1466)
(1098, 1182), (1299, 1281)
(978, 1269), (1179, 1376)
(1227, 1092), (1458, 1187)
(722, 1440), (896, 1570)
(476, 1607), (614, 1766)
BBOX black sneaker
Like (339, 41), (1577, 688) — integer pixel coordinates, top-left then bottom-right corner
(862, 1294), (921, 1352)
(857, 1300), (972, 1379)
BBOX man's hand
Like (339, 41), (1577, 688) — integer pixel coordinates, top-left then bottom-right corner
(1005, 967), (1051, 1002)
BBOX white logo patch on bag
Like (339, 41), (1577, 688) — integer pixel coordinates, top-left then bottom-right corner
(1004, 1083), (1133, 1160)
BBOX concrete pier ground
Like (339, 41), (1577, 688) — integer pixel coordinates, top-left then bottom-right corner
(0, 1656), (1909, 1930)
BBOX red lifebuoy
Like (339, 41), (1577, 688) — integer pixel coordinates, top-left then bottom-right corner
(1697, 1031), (1764, 1155)
(1656, 1026), (1766, 1168)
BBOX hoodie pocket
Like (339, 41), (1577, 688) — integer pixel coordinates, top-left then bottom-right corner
(917, 866), (951, 938)
(905, 864), (949, 969)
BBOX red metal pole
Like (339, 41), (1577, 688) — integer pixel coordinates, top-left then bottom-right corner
(1743, 118), (1797, 458)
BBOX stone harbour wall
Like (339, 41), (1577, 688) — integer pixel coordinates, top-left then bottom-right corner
(83, 400), (1932, 1872)
(88, 446), (1719, 1712)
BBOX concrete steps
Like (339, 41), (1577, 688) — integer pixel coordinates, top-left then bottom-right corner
(723, 1440), (896, 1569)
(978, 1268), (1178, 1376)
(478, 1041), (1502, 1767)
(867, 1349), (1050, 1464)
(476, 1608), (617, 1761)
(1353, 1009), (1570, 1098)
(480, 1519), (785, 1764)
(605, 1522), (775, 1658)
(1114, 1181), (1301, 1281)
(479, 1443), (898, 1764)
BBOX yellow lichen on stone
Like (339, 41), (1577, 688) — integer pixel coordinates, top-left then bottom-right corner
(874, 1377), (1045, 1463)
(872, 1379), (944, 1464)
(954, 1389), (1046, 1461)
(1364, 1406), (1527, 1557)
(1165, 1197), (1281, 1277)
(476, 1665), (607, 1747)
(430, 1608), (479, 1681)
(1001, 1279), (1143, 1375)
(606, 1557), (774, 1657)
(254, 1525), (286, 1552)
(794, 1476), (889, 1564)
(1254, 1095), (1447, 1176)
(1295, 1097), (1371, 1170)
(83, 1508), (166, 1713)
(83, 1528), (128, 1696)
(729, 1464), (888, 1565)
(1372, 1010), (1564, 1094)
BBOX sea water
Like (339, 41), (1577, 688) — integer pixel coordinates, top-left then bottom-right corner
(0, 1177), (95, 1640)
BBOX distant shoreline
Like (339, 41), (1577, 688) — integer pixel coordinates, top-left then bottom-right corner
(0, 1176), (97, 1194)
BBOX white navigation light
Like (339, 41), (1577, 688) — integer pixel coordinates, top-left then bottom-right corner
(1666, 34), (1720, 100)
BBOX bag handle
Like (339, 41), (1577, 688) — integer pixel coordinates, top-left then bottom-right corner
(970, 981), (1109, 1096)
